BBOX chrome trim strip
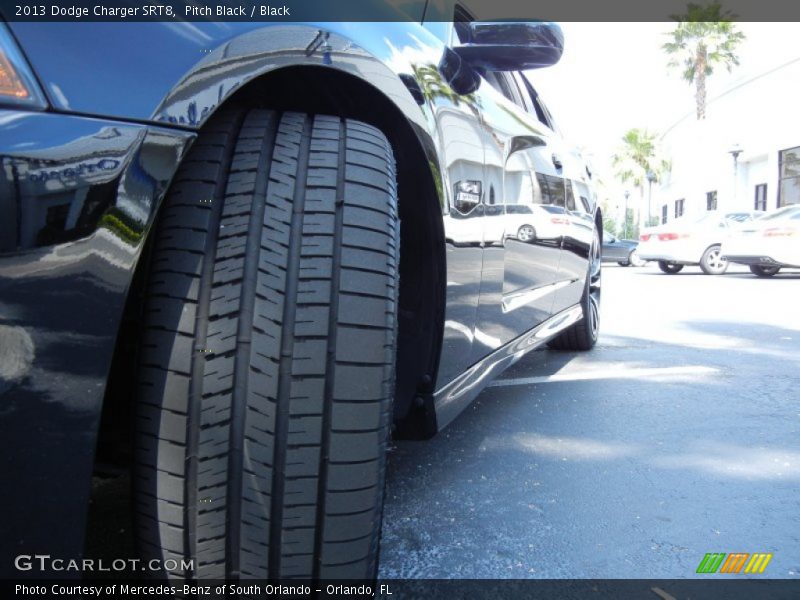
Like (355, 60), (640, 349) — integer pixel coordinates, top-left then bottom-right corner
(501, 279), (572, 313)
(433, 303), (583, 430)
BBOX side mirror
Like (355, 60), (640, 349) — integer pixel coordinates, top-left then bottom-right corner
(453, 22), (564, 72)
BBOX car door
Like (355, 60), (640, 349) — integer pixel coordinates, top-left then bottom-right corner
(604, 233), (625, 261)
(416, 19), (489, 387)
(516, 73), (596, 314)
(472, 69), (566, 359)
(551, 176), (595, 311)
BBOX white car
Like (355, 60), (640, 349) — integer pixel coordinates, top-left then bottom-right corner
(637, 211), (764, 275)
(722, 205), (800, 276)
(503, 203), (569, 243)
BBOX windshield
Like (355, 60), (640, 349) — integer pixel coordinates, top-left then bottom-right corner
(725, 212), (755, 223)
(685, 212), (724, 226)
(761, 206), (800, 221)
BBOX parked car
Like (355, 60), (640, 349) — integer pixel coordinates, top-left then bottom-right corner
(602, 232), (644, 266)
(637, 211), (764, 274)
(503, 204), (569, 243)
(722, 205), (800, 276)
(0, 17), (601, 580)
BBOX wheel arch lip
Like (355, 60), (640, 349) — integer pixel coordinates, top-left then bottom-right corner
(152, 24), (434, 131)
(152, 22), (452, 213)
(10, 22), (449, 206)
(139, 22), (451, 213)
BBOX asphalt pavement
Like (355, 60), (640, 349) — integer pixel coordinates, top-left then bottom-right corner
(378, 263), (800, 579)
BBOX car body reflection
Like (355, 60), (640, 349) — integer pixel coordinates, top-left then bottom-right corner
(503, 203), (568, 244)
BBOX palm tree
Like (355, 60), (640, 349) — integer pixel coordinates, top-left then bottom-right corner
(612, 129), (670, 230)
(663, 2), (745, 120)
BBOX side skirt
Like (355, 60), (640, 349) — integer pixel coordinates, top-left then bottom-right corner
(432, 303), (583, 431)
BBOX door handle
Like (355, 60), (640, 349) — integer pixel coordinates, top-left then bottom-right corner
(551, 153), (563, 169)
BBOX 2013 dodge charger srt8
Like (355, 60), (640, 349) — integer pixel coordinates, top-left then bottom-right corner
(0, 10), (601, 581)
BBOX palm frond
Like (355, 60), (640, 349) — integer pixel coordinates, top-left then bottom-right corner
(664, 1), (745, 118)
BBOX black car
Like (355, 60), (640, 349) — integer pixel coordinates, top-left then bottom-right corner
(0, 13), (601, 580)
(602, 232), (644, 266)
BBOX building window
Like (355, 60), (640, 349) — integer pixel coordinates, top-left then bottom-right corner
(706, 190), (717, 210)
(661, 205), (668, 224)
(675, 198), (685, 218)
(779, 146), (800, 207)
(754, 183), (767, 211)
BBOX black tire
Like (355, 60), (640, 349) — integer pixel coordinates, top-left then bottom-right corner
(750, 265), (780, 277)
(699, 244), (728, 275)
(658, 261), (684, 274)
(548, 229), (600, 351)
(617, 260), (630, 267)
(134, 109), (398, 581)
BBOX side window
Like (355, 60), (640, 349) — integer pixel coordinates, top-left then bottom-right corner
(515, 72), (556, 130)
(535, 173), (566, 208)
(754, 183), (767, 211)
(565, 181), (576, 212)
(483, 71), (526, 110)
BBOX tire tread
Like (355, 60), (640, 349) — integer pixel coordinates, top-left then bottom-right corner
(134, 109), (398, 581)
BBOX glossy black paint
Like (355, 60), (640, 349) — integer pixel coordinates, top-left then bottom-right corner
(0, 112), (193, 575)
(0, 16), (597, 571)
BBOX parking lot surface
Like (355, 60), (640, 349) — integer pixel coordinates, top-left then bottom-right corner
(379, 264), (800, 578)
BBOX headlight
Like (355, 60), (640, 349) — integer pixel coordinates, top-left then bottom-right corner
(0, 23), (47, 109)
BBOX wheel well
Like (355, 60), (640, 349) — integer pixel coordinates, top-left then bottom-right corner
(95, 65), (447, 468)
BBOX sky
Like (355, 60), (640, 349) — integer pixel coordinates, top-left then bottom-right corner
(526, 22), (800, 192)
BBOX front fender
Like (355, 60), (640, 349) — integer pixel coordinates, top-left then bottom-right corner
(10, 22), (436, 130)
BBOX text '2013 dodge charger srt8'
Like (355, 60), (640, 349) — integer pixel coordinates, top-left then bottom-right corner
(0, 11), (600, 581)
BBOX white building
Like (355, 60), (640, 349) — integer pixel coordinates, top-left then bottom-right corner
(656, 56), (800, 223)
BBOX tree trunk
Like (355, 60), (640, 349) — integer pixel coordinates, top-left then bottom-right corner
(637, 185), (645, 232)
(695, 44), (707, 120)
